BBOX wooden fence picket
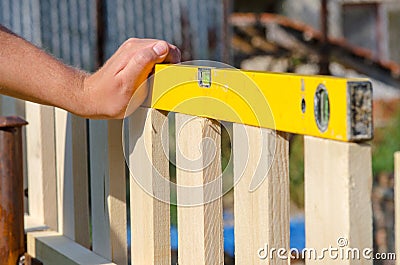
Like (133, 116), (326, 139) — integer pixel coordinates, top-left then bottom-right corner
(395, 152), (400, 265)
(233, 125), (290, 265)
(304, 137), (373, 264)
(89, 119), (129, 264)
(108, 119), (128, 265)
(55, 109), (90, 248)
(25, 103), (58, 230)
(175, 113), (224, 265)
(129, 107), (171, 265)
(89, 119), (112, 258)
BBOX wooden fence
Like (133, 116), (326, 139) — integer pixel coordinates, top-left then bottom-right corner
(1, 95), (375, 264)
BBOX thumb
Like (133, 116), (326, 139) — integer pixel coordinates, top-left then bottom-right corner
(152, 41), (169, 58)
(135, 41), (169, 68)
(121, 41), (169, 81)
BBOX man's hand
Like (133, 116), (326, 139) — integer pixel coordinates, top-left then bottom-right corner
(0, 25), (181, 119)
(83, 39), (181, 119)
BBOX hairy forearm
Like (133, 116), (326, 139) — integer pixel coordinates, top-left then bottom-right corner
(0, 25), (181, 119)
(0, 25), (88, 114)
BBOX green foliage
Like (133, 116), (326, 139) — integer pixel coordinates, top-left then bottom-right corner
(288, 109), (400, 209)
(170, 204), (177, 226)
(289, 135), (305, 208)
(372, 110), (400, 176)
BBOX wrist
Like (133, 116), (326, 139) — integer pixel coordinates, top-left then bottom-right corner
(66, 69), (92, 117)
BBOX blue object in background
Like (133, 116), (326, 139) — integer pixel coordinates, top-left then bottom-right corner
(223, 226), (235, 257)
(290, 216), (306, 252)
(171, 226), (178, 250)
(170, 214), (305, 258)
(169, 225), (236, 256)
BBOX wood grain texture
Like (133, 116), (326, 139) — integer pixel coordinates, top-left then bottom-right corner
(305, 136), (372, 265)
(24, 215), (48, 233)
(55, 109), (90, 248)
(71, 116), (90, 249)
(55, 109), (75, 240)
(129, 107), (171, 265)
(25, 103), (58, 231)
(27, 231), (116, 265)
(89, 120), (112, 259)
(175, 113), (223, 265)
(108, 119), (128, 265)
(395, 152), (400, 265)
(89, 119), (129, 263)
(233, 124), (290, 265)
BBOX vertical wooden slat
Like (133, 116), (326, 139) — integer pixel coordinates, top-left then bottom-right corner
(25, 103), (57, 230)
(129, 107), (170, 265)
(108, 119), (128, 265)
(10, 0), (21, 34)
(395, 152), (400, 265)
(71, 116), (90, 248)
(233, 125), (290, 264)
(55, 109), (90, 248)
(0, 94), (4, 115)
(89, 119), (128, 263)
(55, 109), (75, 239)
(30, 0), (42, 47)
(89, 120), (111, 259)
(304, 136), (372, 264)
(175, 113), (223, 265)
(0, 96), (11, 115)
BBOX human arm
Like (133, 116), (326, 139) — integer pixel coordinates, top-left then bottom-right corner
(0, 25), (181, 119)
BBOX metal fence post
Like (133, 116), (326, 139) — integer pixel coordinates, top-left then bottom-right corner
(0, 116), (28, 265)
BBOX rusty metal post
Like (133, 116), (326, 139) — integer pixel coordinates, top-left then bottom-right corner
(319, 0), (331, 75)
(0, 116), (28, 265)
(96, 0), (106, 68)
(222, 0), (232, 64)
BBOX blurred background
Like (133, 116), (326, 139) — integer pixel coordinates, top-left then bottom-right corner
(1, 0), (399, 264)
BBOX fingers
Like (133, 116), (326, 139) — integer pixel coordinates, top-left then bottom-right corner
(152, 41), (169, 56)
(152, 42), (181, 64)
(117, 41), (167, 90)
(165, 44), (181, 64)
(122, 40), (180, 77)
(114, 38), (181, 63)
(147, 41), (181, 64)
(134, 41), (170, 69)
(82, 38), (181, 119)
(110, 39), (181, 75)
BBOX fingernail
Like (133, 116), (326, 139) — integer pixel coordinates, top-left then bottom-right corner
(153, 42), (168, 56)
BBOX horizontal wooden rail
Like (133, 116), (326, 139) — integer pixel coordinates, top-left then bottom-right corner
(27, 231), (115, 265)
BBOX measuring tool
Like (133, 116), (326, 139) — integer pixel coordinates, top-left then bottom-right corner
(145, 64), (372, 142)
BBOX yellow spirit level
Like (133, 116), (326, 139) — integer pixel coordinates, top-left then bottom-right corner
(146, 64), (372, 142)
